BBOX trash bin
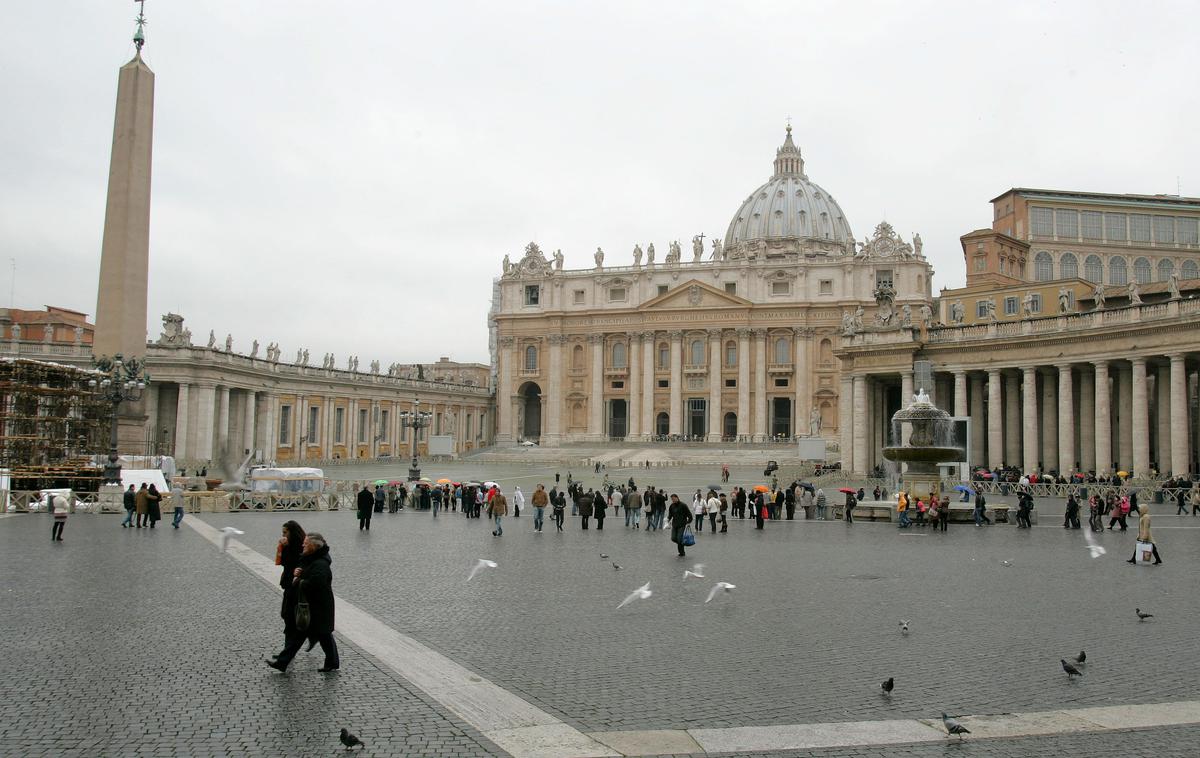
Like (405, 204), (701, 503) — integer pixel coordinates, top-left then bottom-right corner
(1000, 483), (1011, 496)
(1153, 490), (1164, 504)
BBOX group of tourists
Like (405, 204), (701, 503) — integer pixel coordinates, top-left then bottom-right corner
(117, 481), (187, 530)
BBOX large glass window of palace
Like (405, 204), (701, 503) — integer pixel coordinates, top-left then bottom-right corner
(358, 409), (368, 443)
(524, 345), (538, 371)
(1081, 211), (1103, 240)
(1059, 253), (1078, 279)
(1031, 207), (1053, 236)
(379, 410), (389, 442)
(1055, 209), (1078, 239)
(875, 269), (893, 288)
(1105, 213), (1127, 241)
(608, 287), (626, 302)
(1178, 218), (1199, 245)
(1184, 260), (1199, 279)
(1084, 255), (1104, 282)
(658, 343), (669, 368)
(278, 405), (292, 444)
(1130, 215), (1151, 243)
(774, 338), (789, 364)
(1109, 256), (1128, 285)
(1030, 294), (1042, 313)
(335, 407), (344, 443)
(524, 285), (540, 306)
(611, 342), (626, 368)
(690, 339), (705, 365)
(725, 341), (736, 367)
(308, 407), (319, 442)
(572, 344), (584, 369)
(1134, 257), (1152, 284)
(1034, 252), (1054, 281)
(1004, 297), (1018, 315)
(770, 281), (791, 295)
(1154, 216), (1175, 245)
(1158, 259), (1175, 282)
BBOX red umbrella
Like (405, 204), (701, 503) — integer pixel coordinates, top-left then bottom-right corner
(838, 487), (856, 494)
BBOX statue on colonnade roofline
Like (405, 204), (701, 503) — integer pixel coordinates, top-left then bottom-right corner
(301, 349), (309, 366)
(1022, 291), (1035, 317)
(899, 304), (913, 328)
(554, 249), (563, 270)
(207, 330), (216, 349)
(920, 303), (933, 324)
(1058, 287), (1072, 313)
(912, 232), (923, 257)
(1169, 273), (1181, 300)
(633, 244), (643, 266)
(841, 310), (855, 337)
(225, 334), (233, 352)
(692, 235), (705, 262)
(502, 254), (511, 275)
(594, 247), (604, 268)
(251, 340), (259, 358)
(646, 243), (656, 266)
(1127, 280), (1142, 306)
(1093, 283), (1106, 310)
(950, 300), (965, 324)
(712, 238), (724, 260)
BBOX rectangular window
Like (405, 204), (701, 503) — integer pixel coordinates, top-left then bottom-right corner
(1105, 213), (1128, 241)
(1154, 216), (1175, 244)
(524, 285), (540, 306)
(358, 409), (367, 443)
(401, 417), (408, 442)
(770, 281), (791, 295)
(308, 406), (319, 443)
(724, 282), (737, 295)
(1004, 296), (1018, 315)
(724, 378), (736, 388)
(380, 410), (389, 442)
(818, 279), (833, 294)
(1030, 294), (1042, 313)
(611, 381), (624, 389)
(1055, 209), (1078, 239)
(573, 289), (585, 304)
(608, 287), (626, 302)
(1130, 214), (1151, 242)
(974, 257), (987, 272)
(976, 301), (989, 318)
(334, 407), (344, 444)
(1179, 218), (1199, 245)
(278, 405), (292, 445)
(875, 270), (893, 289)
(999, 258), (1006, 274)
(1081, 211), (1103, 240)
(657, 379), (669, 388)
(773, 378), (789, 388)
(657, 285), (668, 296)
(466, 415), (473, 440)
(1030, 207), (1054, 237)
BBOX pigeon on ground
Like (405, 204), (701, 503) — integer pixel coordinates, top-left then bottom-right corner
(218, 527), (244, 552)
(1136, 608), (1154, 621)
(1083, 529), (1107, 558)
(617, 582), (652, 609)
(1068, 650), (1086, 666)
(899, 620), (910, 635)
(612, 562), (622, 570)
(600, 553), (609, 559)
(339, 728), (365, 750)
(466, 559), (498, 582)
(1061, 658), (1083, 679)
(880, 676), (894, 695)
(941, 712), (970, 739)
(683, 564), (706, 580)
(704, 582), (736, 603)
(1001, 560), (1013, 567)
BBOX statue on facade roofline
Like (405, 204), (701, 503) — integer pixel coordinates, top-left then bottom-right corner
(646, 243), (656, 266)
(692, 235), (705, 262)
(1127, 280), (1142, 306)
(207, 330), (216, 349)
(1058, 287), (1072, 313)
(502, 254), (511, 275)
(1168, 272), (1181, 300)
(1022, 291), (1035, 317)
(1093, 284), (1106, 310)
(553, 249), (563, 271)
(301, 349), (309, 366)
(251, 340), (259, 358)
(712, 238), (724, 260)
(633, 244), (643, 266)
(225, 334), (233, 352)
(594, 247), (604, 268)
(912, 232), (923, 257)
(950, 300), (965, 324)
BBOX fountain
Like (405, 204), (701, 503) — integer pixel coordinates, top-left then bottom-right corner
(882, 387), (963, 506)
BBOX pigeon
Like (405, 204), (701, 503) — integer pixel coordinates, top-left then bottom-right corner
(466, 559), (498, 582)
(339, 727), (365, 750)
(1068, 650), (1086, 666)
(704, 582), (736, 603)
(899, 620), (910, 635)
(880, 676), (894, 695)
(941, 712), (970, 739)
(1001, 560), (1013, 567)
(600, 553), (609, 559)
(683, 564), (706, 580)
(617, 582), (652, 609)
(1136, 608), (1154, 621)
(1061, 658), (1083, 679)
(612, 562), (622, 570)
(218, 527), (244, 552)
(1083, 529), (1107, 558)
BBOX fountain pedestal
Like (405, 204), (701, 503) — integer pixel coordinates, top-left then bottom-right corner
(882, 389), (962, 514)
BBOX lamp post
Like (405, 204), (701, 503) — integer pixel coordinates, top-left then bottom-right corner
(398, 398), (433, 481)
(89, 353), (150, 484)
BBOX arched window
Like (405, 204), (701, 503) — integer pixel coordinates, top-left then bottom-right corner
(1084, 255), (1103, 282)
(820, 212), (831, 237)
(1157, 259), (1175, 282)
(1034, 251), (1054, 281)
(657, 342), (669, 369)
(571, 344), (585, 370)
(724, 340), (737, 367)
(797, 210), (807, 235)
(655, 412), (669, 436)
(1134, 257), (1152, 284)
(1109, 256), (1128, 285)
(524, 345), (538, 371)
(1183, 260), (1199, 280)
(819, 338), (833, 364)
(611, 342), (627, 368)
(774, 337), (790, 364)
(1060, 253), (1078, 279)
(690, 339), (705, 365)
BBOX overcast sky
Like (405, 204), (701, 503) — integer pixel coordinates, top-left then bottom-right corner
(3, 1), (1198, 365)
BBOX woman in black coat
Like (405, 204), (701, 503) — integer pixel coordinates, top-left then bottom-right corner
(356, 486), (373, 530)
(146, 484), (163, 528)
(578, 490), (594, 530)
(272, 520), (305, 661)
(593, 491), (608, 530)
(269, 531), (339, 672)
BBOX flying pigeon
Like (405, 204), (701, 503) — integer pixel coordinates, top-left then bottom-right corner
(617, 582), (652, 609)
(683, 564), (706, 580)
(218, 527), (244, 552)
(1083, 529), (1107, 558)
(941, 712), (970, 739)
(1068, 650), (1086, 666)
(466, 559), (498, 582)
(339, 727), (365, 750)
(1136, 608), (1154, 621)
(705, 582), (736, 603)
(612, 562), (622, 570)
(1061, 658), (1083, 679)
(880, 676), (894, 696)
(899, 620), (910, 635)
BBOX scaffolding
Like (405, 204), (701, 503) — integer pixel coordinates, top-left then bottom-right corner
(0, 358), (111, 491)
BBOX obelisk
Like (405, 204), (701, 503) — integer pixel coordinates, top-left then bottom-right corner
(94, 11), (154, 361)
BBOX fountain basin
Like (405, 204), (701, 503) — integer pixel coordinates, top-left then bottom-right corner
(882, 446), (962, 464)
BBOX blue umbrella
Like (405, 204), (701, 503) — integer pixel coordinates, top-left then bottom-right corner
(953, 484), (974, 494)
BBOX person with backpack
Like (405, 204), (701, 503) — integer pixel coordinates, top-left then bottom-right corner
(48, 492), (68, 541)
(973, 491), (991, 526)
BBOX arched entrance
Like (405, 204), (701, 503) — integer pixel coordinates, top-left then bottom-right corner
(655, 412), (670, 437)
(607, 399), (627, 439)
(723, 412), (737, 440)
(518, 381), (542, 440)
(771, 397), (792, 438)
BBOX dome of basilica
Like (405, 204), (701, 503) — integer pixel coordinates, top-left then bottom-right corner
(723, 127), (855, 254)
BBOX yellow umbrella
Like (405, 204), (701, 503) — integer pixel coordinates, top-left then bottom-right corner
(752, 484), (770, 493)
(1117, 471), (1130, 478)
(436, 478), (452, 484)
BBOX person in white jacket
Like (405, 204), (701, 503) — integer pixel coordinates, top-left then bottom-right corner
(512, 486), (525, 518)
(692, 491), (707, 532)
(706, 491), (721, 532)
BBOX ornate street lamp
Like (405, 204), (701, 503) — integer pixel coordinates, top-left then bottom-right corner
(398, 398), (433, 481)
(89, 353), (149, 483)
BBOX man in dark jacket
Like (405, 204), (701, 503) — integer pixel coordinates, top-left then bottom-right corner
(268, 532), (338, 673)
(121, 484), (136, 528)
(578, 489), (594, 529)
(373, 485), (386, 513)
(668, 494), (693, 556)
(356, 486), (373, 530)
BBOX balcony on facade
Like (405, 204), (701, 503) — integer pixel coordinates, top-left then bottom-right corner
(682, 363), (708, 375)
(767, 362), (794, 374)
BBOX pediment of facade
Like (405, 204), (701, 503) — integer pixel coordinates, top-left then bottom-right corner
(639, 280), (752, 311)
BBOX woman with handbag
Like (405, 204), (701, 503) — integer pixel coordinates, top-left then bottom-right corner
(269, 520), (306, 664)
(1127, 505), (1163, 565)
(269, 531), (339, 672)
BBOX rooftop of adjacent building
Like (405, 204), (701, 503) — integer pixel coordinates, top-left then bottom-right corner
(992, 187), (1200, 210)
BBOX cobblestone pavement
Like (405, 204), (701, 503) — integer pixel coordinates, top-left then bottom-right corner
(3, 494), (1198, 756)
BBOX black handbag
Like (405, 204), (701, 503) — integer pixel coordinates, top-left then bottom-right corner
(295, 591), (311, 632)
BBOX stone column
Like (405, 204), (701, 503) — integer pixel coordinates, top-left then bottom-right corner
(1117, 364), (1133, 471)
(589, 335), (605, 440)
(737, 329), (751, 438)
(1004, 372), (1021, 466)
(1156, 363), (1171, 471)
(1041, 371), (1058, 472)
(627, 333), (641, 441)
(1131, 357), (1150, 478)
(1058, 365), (1075, 475)
(142, 384), (159, 452)
(641, 333), (655, 439)
(195, 383), (216, 464)
(852, 375), (868, 474)
(668, 331), (683, 436)
(793, 329), (809, 437)
(497, 337), (514, 443)
(753, 329), (767, 441)
(216, 386), (231, 462)
(262, 394), (276, 461)
(174, 383), (191, 460)
(1079, 370), (1096, 472)
(1170, 354), (1189, 477)
(839, 376), (853, 467)
(1022, 368), (1038, 474)
(899, 370), (914, 467)
(953, 370), (968, 417)
(969, 374), (985, 467)
(987, 369), (1004, 469)
(707, 329), (722, 442)
(242, 390), (256, 458)
(545, 334), (565, 445)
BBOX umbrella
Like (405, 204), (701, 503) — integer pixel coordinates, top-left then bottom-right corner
(706, 484), (723, 492)
(418, 477), (432, 483)
(953, 484), (974, 494)
(483, 481), (500, 489)
(752, 484), (770, 493)
(464, 481), (482, 487)
(838, 487), (856, 494)
(436, 478), (452, 484)
(387, 480), (405, 486)
(797, 482), (815, 492)
(373, 479), (388, 486)
(1117, 471), (1130, 478)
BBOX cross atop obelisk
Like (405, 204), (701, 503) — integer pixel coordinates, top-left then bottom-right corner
(133, 1), (147, 52)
